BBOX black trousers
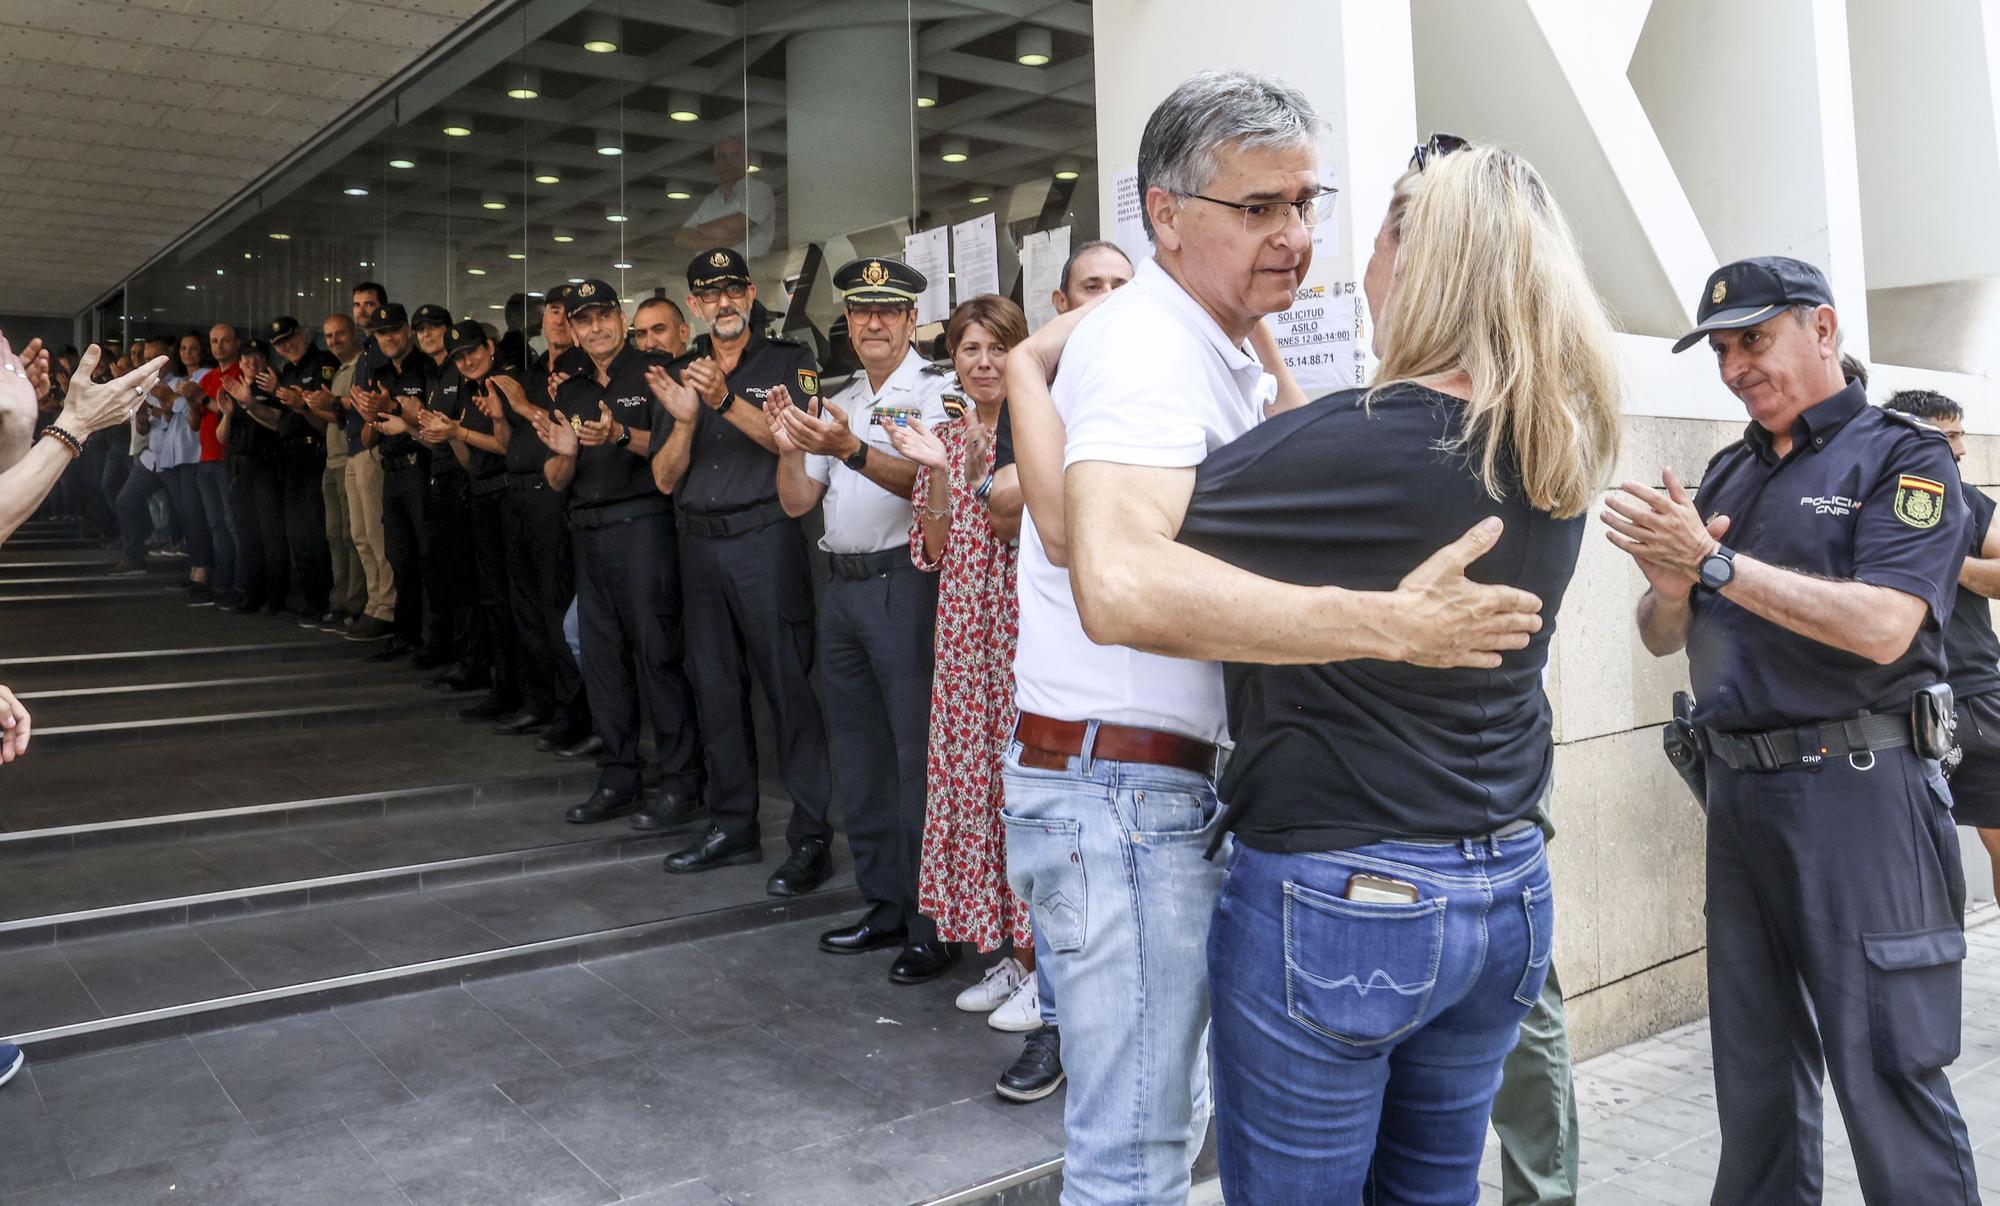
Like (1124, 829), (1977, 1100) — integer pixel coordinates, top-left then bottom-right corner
(423, 471), (480, 662)
(1707, 748), (1977, 1204)
(282, 447), (331, 615)
(574, 509), (703, 795)
(819, 560), (937, 941)
(379, 462), (428, 643)
(501, 481), (586, 731)
(229, 456), (286, 610)
(468, 483), (518, 705)
(681, 518), (831, 847)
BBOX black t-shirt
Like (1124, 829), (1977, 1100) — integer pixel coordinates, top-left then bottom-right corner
(425, 358), (466, 478)
(656, 332), (820, 515)
(346, 340), (387, 455)
(556, 345), (675, 510)
(992, 402), (1014, 471)
(226, 363), (283, 464)
(458, 365), (518, 483)
(1178, 384), (1584, 854)
(369, 351), (433, 462)
(511, 346), (589, 476)
(1945, 486), (2000, 700)
(275, 345), (336, 449)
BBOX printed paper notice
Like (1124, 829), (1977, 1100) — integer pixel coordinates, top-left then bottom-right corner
(1111, 167), (1149, 264)
(902, 226), (951, 326)
(950, 213), (1001, 305)
(1020, 226), (1071, 332)
(1270, 282), (1365, 397)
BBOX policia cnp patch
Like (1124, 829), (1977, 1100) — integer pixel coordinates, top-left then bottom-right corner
(1894, 474), (1946, 528)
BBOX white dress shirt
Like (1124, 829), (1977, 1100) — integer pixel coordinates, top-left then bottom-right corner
(805, 347), (951, 555)
(683, 176), (777, 258)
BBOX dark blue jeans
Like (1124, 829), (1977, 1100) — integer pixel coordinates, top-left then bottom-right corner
(1209, 827), (1552, 1205)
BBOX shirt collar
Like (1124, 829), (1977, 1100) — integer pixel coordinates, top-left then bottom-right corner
(1743, 377), (1867, 461)
(1136, 257), (1259, 374)
(861, 346), (925, 402)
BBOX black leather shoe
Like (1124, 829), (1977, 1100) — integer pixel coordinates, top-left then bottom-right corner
(458, 695), (518, 722)
(766, 837), (832, 898)
(551, 733), (605, 760)
(565, 786), (642, 825)
(662, 826), (762, 875)
(535, 726), (592, 752)
(818, 916), (908, 955)
(410, 647), (452, 671)
(888, 940), (961, 984)
(492, 709), (550, 736)
(367, 637), (414, 663)
(631, 790), (704, 831)
(995, 1026), (1065, 1103)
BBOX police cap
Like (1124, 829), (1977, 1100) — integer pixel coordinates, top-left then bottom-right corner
(565, 278), (621, 316)
(266, 315), (301, 343)
(688, 247), (752, 290)
(370, 302), (409, 332)
(411, 303), (452, 331)
(1672, 256), (1837, 354)
(444, 321), (489, 357)
(834, 256), (925, 307)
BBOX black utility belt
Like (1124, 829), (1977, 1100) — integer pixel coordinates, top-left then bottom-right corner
(380, 452), (424, 472)
(505, 471), (548, 491)
(827, 547), (907, 581)
(570, 496), (673, 530)
(1703, 712), (1913, 771)
(469, 476), (509, 498)
(678, 497), (785, 540)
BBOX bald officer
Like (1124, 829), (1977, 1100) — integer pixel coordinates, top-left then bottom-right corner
(770, 257), (956, 984)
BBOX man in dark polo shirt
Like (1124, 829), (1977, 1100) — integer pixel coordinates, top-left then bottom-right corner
(352, 304), (432, 657)
(651, 247), (834, 893)
(267, 315), (333, 624)
(534, 279), (703, 825)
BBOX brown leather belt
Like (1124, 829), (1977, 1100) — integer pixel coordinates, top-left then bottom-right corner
(1015, 711), (1218, 777)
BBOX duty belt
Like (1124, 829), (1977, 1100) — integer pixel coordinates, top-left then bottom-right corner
(570, 495), (673, 530)
(469, 475), (509, 498)
(827, 547), (906, 581)
(505, 471), (548, 491)
(1702, 712), (1911, 771)
(380, 452), (423, 471)
(678, 497), (787, 540)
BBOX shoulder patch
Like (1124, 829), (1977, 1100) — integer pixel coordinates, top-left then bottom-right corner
(1877, 407), (1938, 434)
(1894, 474), (1947, 529)
(920, 360), (950, 376)
(796, 369), (818, 397)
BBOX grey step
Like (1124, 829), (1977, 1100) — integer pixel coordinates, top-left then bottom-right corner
(30, 686), (467, 751)
(0, 584), (182, 605)
(0, 558), (121, 578)
(0, 640), (363, 691)
(0, 573), (189, 593)
(23, 670), (439, 730)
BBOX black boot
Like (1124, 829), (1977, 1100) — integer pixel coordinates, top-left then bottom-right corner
(995, 1026), (1065, 1103)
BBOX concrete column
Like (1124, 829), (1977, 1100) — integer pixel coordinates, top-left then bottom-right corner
(784, 21), (912, 246)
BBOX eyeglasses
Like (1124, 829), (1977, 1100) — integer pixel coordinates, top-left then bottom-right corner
(844, 303), (912, 324)
(693, 283), (749, 302)
(1184, 188), (1337, 236)
(1409, 132), (1469, 172)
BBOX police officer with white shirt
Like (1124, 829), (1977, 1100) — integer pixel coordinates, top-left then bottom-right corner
(769, 256), (955, 984)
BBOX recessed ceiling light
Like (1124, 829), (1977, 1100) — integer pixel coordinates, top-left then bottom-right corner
(442, 118), (473, 137)
(507, 252), (527, 261)
(567, 277), (585, 285)
(507, 69), (540, 101)
(528, 291), (544, 299)
(665, 187), (691, 200)
(534, 168), (561, 185)
(552, 230), (575, 243)
(489, 303), (504, 310)
(481, 192), (508, 210)
(467, 267), (487, 276)
(596, 129), (623, 156)
(214, 268), (225, 276)
(668, 91), (700, 122)
(1053, 157), (1081, 181)
(268, 232), (291, 241)
(940, 137), (970, 164)
(389, 157), (416, 170)
(613, 261), (633, 270)
(745, 163), (761, 173)
(582, 14), (618, 53)
(968, 194), (990, 205)
(605, 204), (628, 223)
(242, 252), (252, 259)
(297, 291), (305, 297)
(185, 284), (198, 291)
(916, 73), (938, 108)
(1016, 27), (1052, 66)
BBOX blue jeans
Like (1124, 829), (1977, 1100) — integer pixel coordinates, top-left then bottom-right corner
(1001, 733), (1224, 1206)
(563, 595), (582, 669)
(195, 461), (235, 597)
(1209, 828), (1553, 1205)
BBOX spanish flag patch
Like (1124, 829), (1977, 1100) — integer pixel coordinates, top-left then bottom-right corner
(1893, 474), (1945, 529)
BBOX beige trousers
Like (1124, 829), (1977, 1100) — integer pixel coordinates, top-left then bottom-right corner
(342, 445), (396, 622)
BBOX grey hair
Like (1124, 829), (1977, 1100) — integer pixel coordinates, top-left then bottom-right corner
(1136, 69), (1321, 241)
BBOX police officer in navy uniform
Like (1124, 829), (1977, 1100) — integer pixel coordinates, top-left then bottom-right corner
(1607, 256), (1979, 1205)
(652, 247), (835, 893)
(222, 335), (291, 615)
(769, 256), (956, 983)
(411, 303), (481, 686)
(352, 303), (434, 658)
(267, 315), (333, 622)
(531, 279), (704, 823)
(492, 285), (592, 745)
(435, 322), (523, 722)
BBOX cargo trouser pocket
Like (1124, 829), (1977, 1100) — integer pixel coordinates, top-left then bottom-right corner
(1862, 925), (1965, 1075)
(1284, 880), (1445, 1048)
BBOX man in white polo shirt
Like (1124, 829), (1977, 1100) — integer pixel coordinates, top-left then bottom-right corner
(1003, 71), (1548, 1206)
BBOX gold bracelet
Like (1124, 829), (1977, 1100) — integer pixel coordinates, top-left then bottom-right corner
(40, 424), (83, 458)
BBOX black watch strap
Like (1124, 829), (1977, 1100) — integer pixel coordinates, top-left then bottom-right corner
(614, 423), (631, 448)
(842, 442), (870, 472)
(713, 392), (734, 416)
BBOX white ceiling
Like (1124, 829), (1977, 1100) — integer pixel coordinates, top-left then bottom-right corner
(0, 0), (492, 317)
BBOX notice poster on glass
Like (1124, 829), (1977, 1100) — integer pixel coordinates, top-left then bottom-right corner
(1269, 281), (1365, 397)
(951, 213), (1001, 304)
(903, 226), (951, 326)
(1111, 167), (1149, 265)
(1020, 226), (1071, 332)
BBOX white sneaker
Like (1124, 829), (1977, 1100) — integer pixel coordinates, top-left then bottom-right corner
(955, 957), (1026, 1013)
(988, 971), (1042, 1032)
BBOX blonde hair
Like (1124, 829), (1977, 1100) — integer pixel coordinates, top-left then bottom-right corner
(1370, 146), (1621, 519)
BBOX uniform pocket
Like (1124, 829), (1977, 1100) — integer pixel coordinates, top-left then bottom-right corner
(999, 809), (1087, 953)
(1513, 880), (1556, 1007)
(1862, 925), (1965, 1075)
(1284, 880), (1445, 1048)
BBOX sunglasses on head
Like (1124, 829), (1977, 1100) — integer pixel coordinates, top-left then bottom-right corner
(1409, 132), (1469, 172)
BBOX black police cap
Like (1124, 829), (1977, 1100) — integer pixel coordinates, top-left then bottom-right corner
(688, 247), (751, 290)
(833, 256), (925, 306)
(444, 321), (489, 357)
(1672, 256), (1836, 354)
(412, 303), (452, 330)
(565, 278), (621, 316)
(266, 315), (300, 342)
(370, 302), (410, 331)
(545, 283), (577, 309)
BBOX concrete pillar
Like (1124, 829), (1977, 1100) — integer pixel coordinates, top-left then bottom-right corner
(784, 22), (912, 246)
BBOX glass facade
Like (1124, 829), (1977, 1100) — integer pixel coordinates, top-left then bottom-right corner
(110, 0), (1099, 366)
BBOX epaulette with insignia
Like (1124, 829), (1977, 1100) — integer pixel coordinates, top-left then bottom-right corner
(920, 360), (951, 376)
(1877, 406), (1948, 437)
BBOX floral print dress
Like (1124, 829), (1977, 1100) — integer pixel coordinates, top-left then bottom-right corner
(910, 414), (1031, 952)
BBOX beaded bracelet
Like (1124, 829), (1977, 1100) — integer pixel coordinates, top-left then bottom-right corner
(40, 424), (83, 459)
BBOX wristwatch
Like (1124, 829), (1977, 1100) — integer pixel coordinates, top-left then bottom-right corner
(613, 423), (631, 449)
(712, 392), (734, 416)
(1698, 544), (1736, 591)
(842, 440), (870, 472)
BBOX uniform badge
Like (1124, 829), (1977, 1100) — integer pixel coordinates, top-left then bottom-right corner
(1893, 474), (1945, 528)
(1711, 280), (1727, 305)
(570, 414), (585, 433)
(797, 369), (818, 397)
(862, 261), (889, 287)
(709, 250), (730, 268)
(578, 282), (596, 297)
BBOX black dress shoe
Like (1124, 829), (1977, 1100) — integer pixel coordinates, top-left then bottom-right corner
(492, 709), (550, 736)
(631, 789), (704, 831)
(535, 726), (593, 753)
(435, 664), (489, 694)
(818, 916), (908, 955)
(995, 1026), (1065, 1103)
(457, 695), (518, 722)
(663, 826), (763, 875)
(766, 837), (832, 898)
(367, 637), (414, 663)
(551, 733), (605, 760)
(888, 940), (962, 984)
(564, 786), (642, 825)
(410, 647), (452, 671)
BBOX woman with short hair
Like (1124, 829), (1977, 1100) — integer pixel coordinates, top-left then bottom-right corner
(1177, 141), (1622, 1201)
